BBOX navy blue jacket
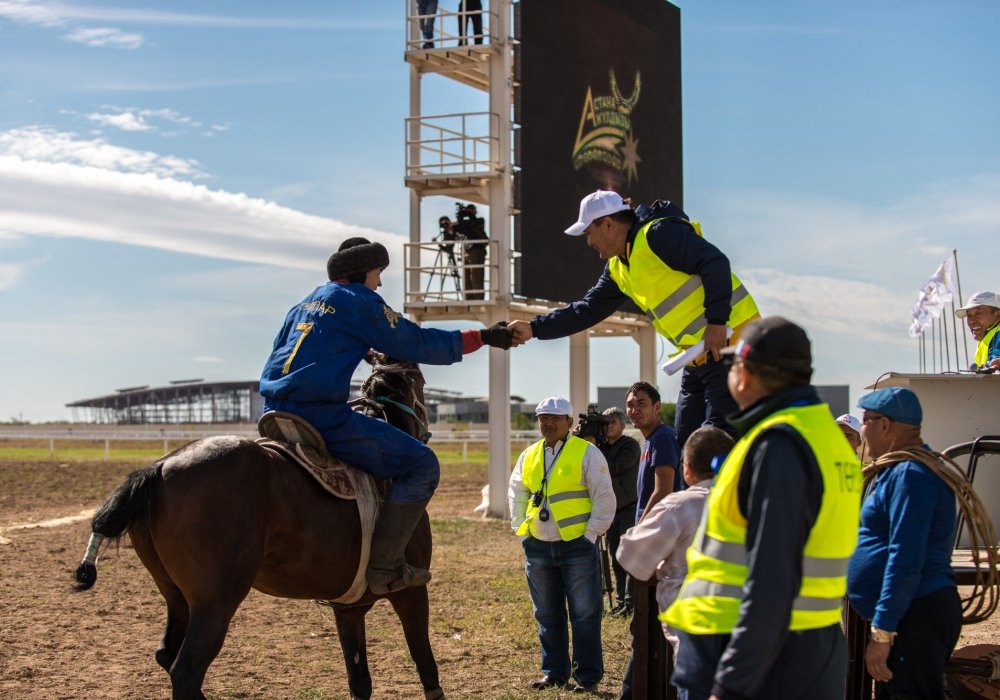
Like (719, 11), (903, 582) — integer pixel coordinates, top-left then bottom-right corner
(529, 200), (734, 339)
(260, 282), (462, 404)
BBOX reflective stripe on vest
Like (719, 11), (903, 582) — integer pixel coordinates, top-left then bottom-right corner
(663, 403), (862, 633)
(607, 218), (760, 349)
(975, 323), (1000, 367)
(516, 435), (593, 540)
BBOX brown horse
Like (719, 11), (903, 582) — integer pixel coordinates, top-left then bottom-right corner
(73, 355), (443, 700)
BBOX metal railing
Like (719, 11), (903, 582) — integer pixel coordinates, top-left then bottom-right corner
(406, 1), (496, 51)
(405, 111), (499, 177)
(405, 238), (497, 303)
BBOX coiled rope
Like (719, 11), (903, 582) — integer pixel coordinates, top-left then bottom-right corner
(864, 446), (999, 624)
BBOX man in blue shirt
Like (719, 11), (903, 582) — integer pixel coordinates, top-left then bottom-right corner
(847, 387), (961, 699)
(260, 237), (513, 595)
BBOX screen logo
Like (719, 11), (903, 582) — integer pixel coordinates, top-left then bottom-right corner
(571, 69), (642, 185)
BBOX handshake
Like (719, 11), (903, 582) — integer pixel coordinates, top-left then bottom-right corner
(477, 320), (535, 350)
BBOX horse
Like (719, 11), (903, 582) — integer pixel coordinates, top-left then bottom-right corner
(73, 353), (443, 700)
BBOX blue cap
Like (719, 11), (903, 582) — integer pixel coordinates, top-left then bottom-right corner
(857, 387), (922, 425)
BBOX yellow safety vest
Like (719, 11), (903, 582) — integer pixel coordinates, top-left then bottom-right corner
(516, 436), (593, 541)
(664, 404), (862, 633)
(607, 219), (760, 352)
(975, 322), (1000, 367)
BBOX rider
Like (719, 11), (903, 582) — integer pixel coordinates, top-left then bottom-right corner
(260, 237), (514, 595)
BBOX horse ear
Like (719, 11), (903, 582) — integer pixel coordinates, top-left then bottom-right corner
(365, 350), (387, 367)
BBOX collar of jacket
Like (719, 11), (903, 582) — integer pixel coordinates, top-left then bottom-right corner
(726, 384), (820, 436)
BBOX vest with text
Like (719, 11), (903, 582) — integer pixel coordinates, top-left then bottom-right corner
(663, 403), (862, 633)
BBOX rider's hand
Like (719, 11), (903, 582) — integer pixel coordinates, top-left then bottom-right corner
(480, 321), (514, 350)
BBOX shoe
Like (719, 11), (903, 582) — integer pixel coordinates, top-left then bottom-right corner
(422, 41), (433, 49)
(530, 676), (566, 690)
(611, 605), (633, 618)
(366, 499), (432, 595)
(569, 682), (598, 693)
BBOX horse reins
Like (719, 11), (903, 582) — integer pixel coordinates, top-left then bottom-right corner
(355, 363), (432, 444)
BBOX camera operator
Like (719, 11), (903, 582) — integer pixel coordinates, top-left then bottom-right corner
(452, 203), (488, 300)
(599, 407), (640, 618)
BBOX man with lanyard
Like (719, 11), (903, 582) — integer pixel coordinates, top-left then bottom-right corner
(619, 381), (682, 698)
(955, 290), (1000, 370)
(848, 387), (961, 699)
(508, 396), (616, 693)
(508, 190), (760, 447)
(664, 317), (862, 700)
(260, 237), (514, 595)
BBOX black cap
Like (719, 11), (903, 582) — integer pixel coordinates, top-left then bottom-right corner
(720, 316), (812, 373)
(327, 237), (390, 281)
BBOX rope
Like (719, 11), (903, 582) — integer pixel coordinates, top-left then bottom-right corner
(864, 447), (1000, 624)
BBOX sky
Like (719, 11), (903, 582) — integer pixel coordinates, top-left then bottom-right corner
(1, 0), (998, 423)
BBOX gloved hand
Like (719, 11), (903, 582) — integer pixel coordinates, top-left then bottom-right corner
(480, 321), (514, 350)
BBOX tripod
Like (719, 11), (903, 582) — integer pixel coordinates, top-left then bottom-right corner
(426, 235), (463, 297)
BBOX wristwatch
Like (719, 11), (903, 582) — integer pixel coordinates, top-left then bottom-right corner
(870, 626), (897, 644)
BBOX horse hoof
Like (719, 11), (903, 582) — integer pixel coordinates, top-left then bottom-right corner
(424, 688), (444, 700)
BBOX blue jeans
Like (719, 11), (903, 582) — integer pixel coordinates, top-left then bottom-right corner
(522, 536), (604, 685)
(263, 399), (439, 503)
(674, 359), (739, 448)
(416, 0), (438, 40)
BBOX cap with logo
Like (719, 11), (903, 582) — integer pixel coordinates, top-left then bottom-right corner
(955, 290), (1000, 318)
(857, 387), (923, 426)
(564, 190), (632, 236)
(719, 316), (812, 373)
(835, 414), (862, 436)
(535, 396), (573, 417)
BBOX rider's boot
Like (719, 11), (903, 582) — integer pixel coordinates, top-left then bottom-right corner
(366, 499), (432, 595)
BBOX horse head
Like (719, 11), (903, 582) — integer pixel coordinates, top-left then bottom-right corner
(358, 351), (432, 443)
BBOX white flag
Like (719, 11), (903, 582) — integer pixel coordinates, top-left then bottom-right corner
(908, 257), (957, 338)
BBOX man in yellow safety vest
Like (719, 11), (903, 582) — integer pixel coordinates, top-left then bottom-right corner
(663, 317), (862, 700)
(955, 290), (1000, 370)
(508, 396), (616, 693)
(507, 191), (760, 449)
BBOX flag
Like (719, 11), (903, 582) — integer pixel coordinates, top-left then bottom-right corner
(908, 257), (957, 338)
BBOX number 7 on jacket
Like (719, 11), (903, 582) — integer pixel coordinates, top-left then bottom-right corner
(281, 322), (314, 375)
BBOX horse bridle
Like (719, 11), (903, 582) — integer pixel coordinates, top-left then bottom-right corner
(352, 363), (432, 444)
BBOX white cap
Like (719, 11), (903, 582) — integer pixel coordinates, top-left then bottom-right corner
(956, 290), (1000, 318)
(564, 190), (631, 236)
(835, 414), (862, 436)
(535, 396), (573, 417)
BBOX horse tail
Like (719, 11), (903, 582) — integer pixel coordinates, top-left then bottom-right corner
(73, 462), (162, 591)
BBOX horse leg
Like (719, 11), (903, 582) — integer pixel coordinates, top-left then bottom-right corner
(333, 604), (375, 700)
(168, 600), (242, 700)
(129, 526), (190, 675)
(388, 586), (443, 700)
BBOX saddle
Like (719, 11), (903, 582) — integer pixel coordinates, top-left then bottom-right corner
(256, 410), (381, 605)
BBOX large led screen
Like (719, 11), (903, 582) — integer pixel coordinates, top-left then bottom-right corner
(514, 0), (682, 303)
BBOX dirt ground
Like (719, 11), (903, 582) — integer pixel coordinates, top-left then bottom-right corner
(1, 456), (997, 699)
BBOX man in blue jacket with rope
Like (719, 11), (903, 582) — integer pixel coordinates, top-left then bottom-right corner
(260, 237), (513, 595)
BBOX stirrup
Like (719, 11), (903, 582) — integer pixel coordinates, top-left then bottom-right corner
(368, 563), (432, 595)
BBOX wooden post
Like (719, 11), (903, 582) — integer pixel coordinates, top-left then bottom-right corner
(633, 577), (673, 699)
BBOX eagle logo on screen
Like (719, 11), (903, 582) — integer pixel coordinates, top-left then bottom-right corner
(572, 69), (642, 186)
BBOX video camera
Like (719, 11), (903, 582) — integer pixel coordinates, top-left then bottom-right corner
(575, 403), (609, 445)
(455, 202), (477, 222)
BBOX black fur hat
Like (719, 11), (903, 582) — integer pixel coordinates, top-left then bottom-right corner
(327, 237), (389, 281)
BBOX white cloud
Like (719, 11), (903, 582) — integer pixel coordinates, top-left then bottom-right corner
(0, 127), (202, 178)
(0, 262), (23, 290)
(87, 110), (150, 131)
(0, 127), (404, 276)
(64, 26), (143, 49)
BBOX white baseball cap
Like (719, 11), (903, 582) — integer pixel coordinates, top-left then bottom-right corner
(835, 414), (862, 436)
(955, 290), (1000, 318)
(535, 396), (573, 417)
(564, 190), (632, 236)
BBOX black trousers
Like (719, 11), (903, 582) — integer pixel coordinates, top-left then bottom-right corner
(605, 507), (635, 607)
(876, 586), (962, 700)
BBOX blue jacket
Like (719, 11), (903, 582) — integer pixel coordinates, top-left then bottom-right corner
(260, 282), (462, 405)
(846, 449), (957, 632)
(529, 200), (734, 339)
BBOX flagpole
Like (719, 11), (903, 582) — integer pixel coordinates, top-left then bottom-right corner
(931, 322), (937, 373)
(942, 311), (951, 371)
(953, 249), (969, 367)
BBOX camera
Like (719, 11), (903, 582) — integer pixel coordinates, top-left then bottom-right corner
(455, 202), (477, 222)
(575, 404), (609, 445)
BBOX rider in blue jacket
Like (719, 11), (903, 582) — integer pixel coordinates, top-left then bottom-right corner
(261, 237), (513, 594)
